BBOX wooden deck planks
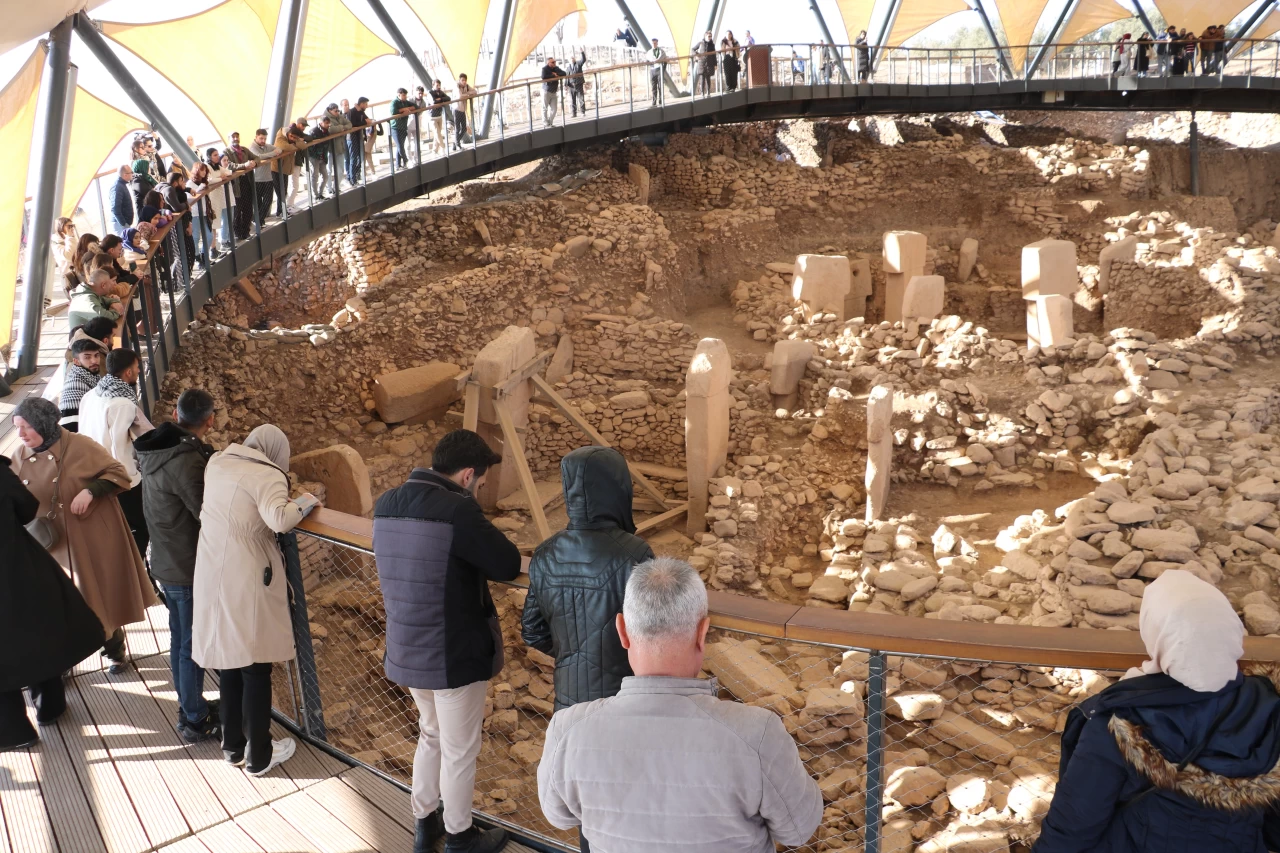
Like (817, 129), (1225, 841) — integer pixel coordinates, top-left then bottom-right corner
(0, 746), (58, 853)
(192, 819), (266, 853)
(304, 778), (412, 853)
(336, 768), (413, 832)
(134, 655), (269, 819)
(154, 837), (212, 853)
(271, 789), (380, 852)
(106, 666), (228, 833)
(235, 801), (331, 853)
(74, 672), (190, 849)
(59, 679), (152, 853)
(24, 722), (108, 853)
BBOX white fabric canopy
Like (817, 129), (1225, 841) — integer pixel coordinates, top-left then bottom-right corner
(0, 1), (111, 58)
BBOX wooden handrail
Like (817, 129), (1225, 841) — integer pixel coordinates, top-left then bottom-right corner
(294, 507), (1280, 670)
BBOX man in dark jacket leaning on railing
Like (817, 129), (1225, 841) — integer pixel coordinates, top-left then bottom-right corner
(374, 429), (521, 853)
(522, 446), (653, 712)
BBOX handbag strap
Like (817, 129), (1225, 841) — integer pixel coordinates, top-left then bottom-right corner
(1118, 692), (1239, 812)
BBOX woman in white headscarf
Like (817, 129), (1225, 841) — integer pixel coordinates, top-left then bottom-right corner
(1035, 570), (1280, 853)
(192, 424), (319, 777)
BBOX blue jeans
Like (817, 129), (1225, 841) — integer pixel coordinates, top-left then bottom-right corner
(346, 135), (363, 184)
(391, 126), (408, 167)
(219, 208), (232, 247)
(163, 583), (209, 728)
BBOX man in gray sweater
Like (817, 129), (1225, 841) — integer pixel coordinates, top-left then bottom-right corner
(537, 557), (823, 852)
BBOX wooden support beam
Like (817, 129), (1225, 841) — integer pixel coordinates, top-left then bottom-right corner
(462, 383), (480, 432)
(496, 350), (553, 397)
(530, 374), (673, 509)
(495, 397), (551, 542)
(636, 502), (689, 535)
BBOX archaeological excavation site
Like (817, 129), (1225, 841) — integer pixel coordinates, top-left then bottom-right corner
(163, 109), (1280, 852)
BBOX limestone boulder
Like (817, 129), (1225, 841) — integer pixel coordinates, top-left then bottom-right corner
(372, 362), (462, 424)
(290, 444), (373, 516)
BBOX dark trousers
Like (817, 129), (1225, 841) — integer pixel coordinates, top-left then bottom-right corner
(0, 677), (65, 749)
(272, 172), (287, 215)
(569, 87), (586, 116)
(391, 127), (408, 167)
(346, 135), (363, 184)
(579, 831), (590, 853)
(163, 583), (208, 728)
(104, 627), (126, 662)
(118, 484), (149, 564)
(453, 110), (467, 147)
(254, 182), (274, 221)
(697, 70), (713, 96)
(220, 662), (273, 771)
(232, 193), (253, 239)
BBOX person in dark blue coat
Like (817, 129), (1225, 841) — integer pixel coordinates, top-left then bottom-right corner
(1035, 569), (1280, 853)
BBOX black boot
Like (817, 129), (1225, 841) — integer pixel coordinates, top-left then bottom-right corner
(443, 825), (508, 853)
(414, 804), (445, 853)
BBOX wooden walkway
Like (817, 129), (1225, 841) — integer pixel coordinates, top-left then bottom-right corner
(0, 606), (539, 853)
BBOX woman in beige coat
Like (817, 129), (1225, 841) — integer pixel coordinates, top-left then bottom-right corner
(193, 424), (317, 776)
(11, 398), (155, 675)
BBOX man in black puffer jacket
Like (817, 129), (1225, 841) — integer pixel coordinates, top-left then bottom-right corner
(522, 446), (655, 711)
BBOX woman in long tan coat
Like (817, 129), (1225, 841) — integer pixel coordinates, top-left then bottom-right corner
(10, 398), (155, 674)
(193, 424), (317, 776)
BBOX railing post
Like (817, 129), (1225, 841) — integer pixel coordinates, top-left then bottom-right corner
(280, 531), (328, 740)
(1189, 113), (1200, 196)
(864, 650), (887, 853)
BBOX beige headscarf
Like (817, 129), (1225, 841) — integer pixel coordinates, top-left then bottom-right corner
(1123, 570), (1244, 693)
(244, 424), (291, 471)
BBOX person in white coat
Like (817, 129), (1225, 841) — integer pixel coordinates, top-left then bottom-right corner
(192, 424), (318, 776)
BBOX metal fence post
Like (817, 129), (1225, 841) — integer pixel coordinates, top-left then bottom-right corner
(864, 650), (887, 853)
(281, 531), (328, 740)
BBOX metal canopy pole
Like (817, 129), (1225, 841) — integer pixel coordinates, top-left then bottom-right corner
(15, 18), (73, 377)
(704, 0), (723, 37)
(364, 0), (435, 90)
(973, 0), (1014, 79)
(479, 0), (516, 139)
(1127, 0), (1158, 39)
(270, 0), (306, 135)
(1025, 0), (1077, 79)
(809, 0), (853, 82)
(1189, 112), (1199, 196)
(614, 0), (682, 96)
(1228, 0), (1279, 59)
(872, 0), (903, 71)
(73, 14), (198, 168)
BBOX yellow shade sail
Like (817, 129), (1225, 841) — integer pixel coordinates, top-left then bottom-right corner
(1056, 0), (1136, 45)
(404, 0), (491, 82)
(101, 0), (280, 143)
(61, 88), (146, 219)
(834, 0), (877, 45)
(886, 0), (972, 46)
(293, 0), (397, 117)
(0, 46), (45, 351)
(990, 0), (1052, 73)
(654, 0), (702, 77)
(1152, 0), (1251, 39)
(1254, 10), (1280, 40)
(503, 0), (589, 83)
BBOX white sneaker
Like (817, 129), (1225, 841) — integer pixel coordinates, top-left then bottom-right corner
(246, 737), (296, 776)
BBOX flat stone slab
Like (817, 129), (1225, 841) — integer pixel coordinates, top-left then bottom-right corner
(372, 362), (462, 424)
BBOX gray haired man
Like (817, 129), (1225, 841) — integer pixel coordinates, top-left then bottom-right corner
(537, 557), (823, 852)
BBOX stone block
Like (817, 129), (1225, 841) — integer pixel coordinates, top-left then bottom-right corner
(957, 237), (979, 282)
(372, 362), (462, 424)
(902, 275), (944, 321)
(545, 334), (574, 383)
(686, 338), (732, 535)
(930, 710), (1016, 764)
(705, 640), (795, 701)
(564, 235), (591, 257)
(1021, 239), (1078, 299)
(627, 162), (650, 205)
(1026, 295), (1074, 348)
(865, 385), (893, 523)
(1098, 236), (1137, 295)
(770, 339), (815, 399)
(883, 231), (927, 276)
(472, 326), (537, 509)
(792, 254), (851, 321)
(290, 444), (373, 516)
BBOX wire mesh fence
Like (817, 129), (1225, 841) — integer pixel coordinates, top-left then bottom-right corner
(288, 528), (1121, 852)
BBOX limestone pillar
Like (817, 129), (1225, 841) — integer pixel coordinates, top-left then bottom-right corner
(792, 254), (851, 321)
(846, 258), (872, 320)
(685, 338), (732, 536)
(471, 325), (536, 511)
(1097, 235), (1137, 295)
(882, 231), (926, 323)
(1020, 239), (1078, 299)
(769, 339), (815, 411)
(1027, 295), (1074, 348)
(901, 275), (944, 322)
(957, 237), (979, 282)
(865, 385), (893, 523)
(627, 163), (651, 206)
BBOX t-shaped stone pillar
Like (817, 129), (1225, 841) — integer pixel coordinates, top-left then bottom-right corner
(1020, 239), (1078, 299)
(865, 385), (893, 523)
(770, 338), (815, 411)
(882, 231), (926, 323)
(471, 325), (536, 511)
(685, 338), (731, 536)
(792, 254), (851, 321)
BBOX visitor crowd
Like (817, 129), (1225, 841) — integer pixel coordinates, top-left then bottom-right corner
(1114, 24), (1230, 77)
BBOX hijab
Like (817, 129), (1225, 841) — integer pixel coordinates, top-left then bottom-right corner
(13, 397), (63, 452)
(244, 424), (290, 471)
(1124, 570), (1244, 693)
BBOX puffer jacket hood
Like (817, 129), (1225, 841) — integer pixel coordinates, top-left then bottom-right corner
(135, 422), (200, 471)
(562, 446), (635, 533)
